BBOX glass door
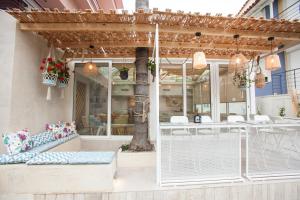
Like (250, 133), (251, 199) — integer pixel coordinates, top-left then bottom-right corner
(185, 63), (211, 121)
(219, 64), (247, 121)
(73, 61), (111, 136)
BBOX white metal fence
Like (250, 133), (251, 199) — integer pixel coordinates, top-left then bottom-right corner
(246, 123), (300, 180)
(159, 123), (244, 185)
(158, 122), (300, 185)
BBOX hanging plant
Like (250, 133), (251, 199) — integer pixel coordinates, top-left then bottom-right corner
(279, 107), (286, 117)
(119, 67), (129, 80)
(233, 71), (253, 89)
(253, 55), (266, 89)
(148, 58), (156, 82)
(57, 60), (70, 88)
(39, 57), (59, 86)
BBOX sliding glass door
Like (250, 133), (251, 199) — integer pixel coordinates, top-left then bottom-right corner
(73, 61), (111, 136)
(219, 64), (247, 121)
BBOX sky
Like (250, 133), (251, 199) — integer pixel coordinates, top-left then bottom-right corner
(122, 0), (247, 15)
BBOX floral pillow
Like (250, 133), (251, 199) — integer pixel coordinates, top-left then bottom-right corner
(2, 129), (33, 155)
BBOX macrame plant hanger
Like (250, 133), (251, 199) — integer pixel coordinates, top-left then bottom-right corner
(59, 49), (70, 99)
(43, 44), (57, 101)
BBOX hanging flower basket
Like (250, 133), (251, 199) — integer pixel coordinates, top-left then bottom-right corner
(57, 77), (69, 88)
(40, 57), (59, 86)
(57, 60), (70, 88)
(42, 72), (58, 86)
(233, 71), (252, 90)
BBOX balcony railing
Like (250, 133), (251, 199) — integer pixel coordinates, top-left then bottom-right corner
(274, 0), (300, 20)
(271, 68), (300, 94)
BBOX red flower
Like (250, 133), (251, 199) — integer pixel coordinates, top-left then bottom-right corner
(42, 58), (46, 64)
(47, 68), (51, 72)
(40, 66), (45, 71)
(47, 57), (52, 62)
(59, 77), (64, 81)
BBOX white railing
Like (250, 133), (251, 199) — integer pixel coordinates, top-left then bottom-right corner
(245, 123), (300, 180)
(158, 122), (300, 185)
(159, 123), (244, 185)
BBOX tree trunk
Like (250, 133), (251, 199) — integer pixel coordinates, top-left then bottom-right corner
(129, 47), (153, 151)
(135, 0), (149, 10)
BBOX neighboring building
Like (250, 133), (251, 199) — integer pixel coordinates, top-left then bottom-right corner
(0, 0), (123, 11)
(238, 0), (300, 117)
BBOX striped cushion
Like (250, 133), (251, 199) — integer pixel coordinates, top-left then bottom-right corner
(31, 131), (55, 147)
(0, 152), (38, 164)
(27, 151), (115, 165)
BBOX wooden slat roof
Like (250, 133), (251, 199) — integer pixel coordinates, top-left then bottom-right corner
(7, 8), (300, 59)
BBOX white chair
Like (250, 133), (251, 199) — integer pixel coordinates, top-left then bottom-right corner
(201, 115), (213, 123)
(170, 116), (189, 124)
(254, 115), (272, 123)
(227, 115), (246, 135)
(170, 116), (189, 135)
(197, 115), (214, 135)
(227, 115), (245, 123)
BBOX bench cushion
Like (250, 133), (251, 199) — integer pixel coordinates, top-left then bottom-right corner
(0, 152), (38, 164)
(0, 134), (78, 164)
(26, 151), (115, 165)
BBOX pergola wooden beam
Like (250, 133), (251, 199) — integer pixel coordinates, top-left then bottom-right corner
(19, 23), (300, 41)
(57, 41), (270, 52)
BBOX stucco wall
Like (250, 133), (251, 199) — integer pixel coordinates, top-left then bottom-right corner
(256, 94), (297, 117)
(0, 12), (73, 154)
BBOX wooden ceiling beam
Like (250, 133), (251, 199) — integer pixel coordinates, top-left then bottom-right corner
(57, 41), (269, 52)
(19, 22), (300, 41)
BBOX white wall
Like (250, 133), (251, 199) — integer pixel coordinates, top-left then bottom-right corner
(0, 12), (73, 154)
(256, 94), (297, 117)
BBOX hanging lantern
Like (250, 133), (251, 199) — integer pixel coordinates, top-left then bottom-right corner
(265, 37), (281, 71)
(193, 51), (207, 69)
(265, 55), (281, 71)
(193, 32), (207, 69)
(83, 45), (98, 75)
(228, 34), (248, 73)
(255, 73), (265, 88)
(229, 53), (248, 73)
(83, 62), (98, 75)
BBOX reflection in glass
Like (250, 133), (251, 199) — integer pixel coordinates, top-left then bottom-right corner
(74, 63), (109, 135)
(111, 63), (135, 135)
(219, 65), (246, 121)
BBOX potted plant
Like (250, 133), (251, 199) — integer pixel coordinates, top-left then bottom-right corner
(233, 71), (252, 89)
(148, 58), (156, 82)
(279, 107), (286, 117)
(39, 57), (59, 86)
(119, 67), (129, 80)
(57, 60), (70, 88)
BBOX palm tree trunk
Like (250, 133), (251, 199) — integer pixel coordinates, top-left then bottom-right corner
(129, 0), (152, 151)
(129, 47), (153, 151)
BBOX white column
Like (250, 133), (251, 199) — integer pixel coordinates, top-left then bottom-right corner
(183, 63), (187, 116)
(210, 63), (220, 122)
(155, 24), (161, 185)
(269, 0), (274, 18)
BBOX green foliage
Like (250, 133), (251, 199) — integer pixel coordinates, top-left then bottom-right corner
(147, 59), (155, 72)
(233, 71), (253, 88)
(120, 144), (130, 151)
(279, 107), (286, 117)
(119, 67), (129, 73)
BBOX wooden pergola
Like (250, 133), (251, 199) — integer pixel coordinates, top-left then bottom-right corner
(7, 8), (300, 59)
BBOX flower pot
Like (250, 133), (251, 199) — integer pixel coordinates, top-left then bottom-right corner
(42, 72), (58, 86)
(120, 71), (128, 80)
(57, 78), (69, 88)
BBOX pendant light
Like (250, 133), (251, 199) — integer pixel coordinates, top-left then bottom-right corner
(265, 37), (281, 71)
(193, 32), (207, 69)
(229, 34), (248, 73)
(83, 45), (98, 75)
